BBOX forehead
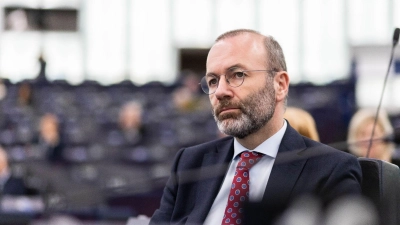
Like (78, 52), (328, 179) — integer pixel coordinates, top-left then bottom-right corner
(206, 33), (267, 73)
(357, 118), (384, 132)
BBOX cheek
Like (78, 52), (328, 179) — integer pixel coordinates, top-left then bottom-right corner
(209, 95), (215, 102)
(209, 96), (218, 108)
(356, 133), (370, 141)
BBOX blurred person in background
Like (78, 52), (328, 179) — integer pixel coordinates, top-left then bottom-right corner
(150, 29), (362, 225)
(172, 71), (209, 113)
(105, 101), (153, 163)
(0, 146), (31, 196)
(35, 53), (49, 84)
(284, 107), (320, 141)
(36, 113), (65, 164)
(116, 101), (146, 146)
(17, 81), (34, 107)
(347, 108), (395, 163)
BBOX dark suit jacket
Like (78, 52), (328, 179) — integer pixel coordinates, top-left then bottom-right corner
(150, 124), (362, 225)
(2, 176), (30, 196)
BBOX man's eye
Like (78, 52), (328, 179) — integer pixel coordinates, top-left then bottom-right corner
(208, 78), (218, 86)
(234, 72), (245, 78)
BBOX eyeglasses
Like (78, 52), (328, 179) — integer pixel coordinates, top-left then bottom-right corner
(199, 69), (275, 94)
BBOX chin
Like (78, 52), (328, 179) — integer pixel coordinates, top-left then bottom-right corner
(218, 111), (241, 121)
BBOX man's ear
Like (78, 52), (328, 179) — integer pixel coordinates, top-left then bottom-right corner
(275, 71), (289, 102)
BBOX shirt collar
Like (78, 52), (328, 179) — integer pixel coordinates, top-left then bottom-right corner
(233, 120), (287, 159)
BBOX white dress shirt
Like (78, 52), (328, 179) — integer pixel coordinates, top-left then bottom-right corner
(204, 121), (287, 225)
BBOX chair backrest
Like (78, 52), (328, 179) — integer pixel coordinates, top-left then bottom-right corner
(358, 157), (400, 225)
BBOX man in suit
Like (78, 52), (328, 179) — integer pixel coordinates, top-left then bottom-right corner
(0, 147), (31, 196)
(150, 29), (362, 225)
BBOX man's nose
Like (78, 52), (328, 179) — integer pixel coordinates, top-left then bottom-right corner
(214, 76), (233, 99)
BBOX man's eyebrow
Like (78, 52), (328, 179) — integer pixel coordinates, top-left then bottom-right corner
(205, 72), (218, 77)
(206, 64), (245, 76)
(227, 64), (244, 71)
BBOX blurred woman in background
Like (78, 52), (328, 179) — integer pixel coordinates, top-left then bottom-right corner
(284, 107), (320, 142)
(347, 108), (395, 162)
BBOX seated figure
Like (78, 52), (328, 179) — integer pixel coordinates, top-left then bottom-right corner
(284, 107), (320, 141)
(347, 108), (395, 162)
(0, 147), (31, 196)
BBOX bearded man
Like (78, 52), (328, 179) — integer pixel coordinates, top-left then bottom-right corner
(150, 29), (362, 225)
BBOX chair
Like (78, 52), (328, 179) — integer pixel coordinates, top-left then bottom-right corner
(358, 157), (400, 225)
(244, 158), (400, 225)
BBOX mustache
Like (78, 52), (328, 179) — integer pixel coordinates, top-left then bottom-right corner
(213, 100), (243, 116)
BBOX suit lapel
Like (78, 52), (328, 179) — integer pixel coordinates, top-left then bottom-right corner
(187, 125), (308, 223)
(262, 125), (308, 205)
(187, 138), (234, 224)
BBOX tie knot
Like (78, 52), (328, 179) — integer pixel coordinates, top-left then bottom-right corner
(238, 151), (263, 170)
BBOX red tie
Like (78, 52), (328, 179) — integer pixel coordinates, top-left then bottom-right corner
(221, 151), (263, 225)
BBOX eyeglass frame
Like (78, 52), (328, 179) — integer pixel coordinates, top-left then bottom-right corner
(199, 69), (276, 95)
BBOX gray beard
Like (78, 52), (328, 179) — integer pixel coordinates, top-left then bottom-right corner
(213, 80), (276, 139)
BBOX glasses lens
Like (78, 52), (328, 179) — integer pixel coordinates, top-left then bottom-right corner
(200, 76), (216, 94)
(226, 71), (245, 87)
